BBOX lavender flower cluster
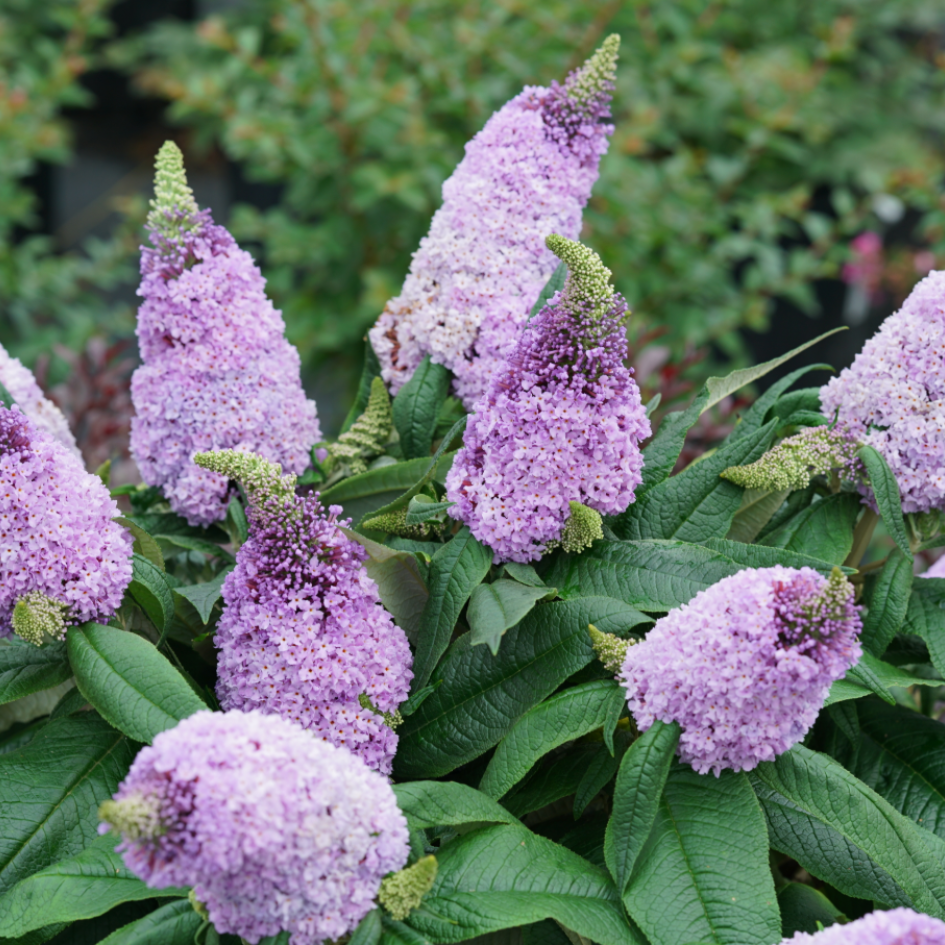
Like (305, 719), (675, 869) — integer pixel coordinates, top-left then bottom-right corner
(446, 235), (649, 563)
(620, 566), (862, 775)
(131, 143), (320, 526)
(197, 450), (413, 774)
(0, 404), (131, 637)
(370, 36), (618, 409)
(780, 907), (945, 944)
(821, 268), (945, 514)
(100, 710), (409, 944)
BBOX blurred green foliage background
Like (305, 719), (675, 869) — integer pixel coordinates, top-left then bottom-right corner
(2, 0), (945, 401)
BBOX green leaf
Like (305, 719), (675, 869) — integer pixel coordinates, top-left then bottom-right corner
(128, 554), (174, 634)
(171, 568), (232, 624)
(0, 715), (135, 897)
(67, 624), (207, 744)
(637, 390), (709, 494)
(905, 578), (945, 677)
(342, 528), (429, 646)
(0, 382), (14, 409)
(395, 598), (630, 780)
(728, 363), (832, 442)
(393, 781), (518, 829)
(858, 445), (913, 562)
(503, 746), (599, 819)
(479, 680), (625, 799)
(574, 742), (624, 818)
(349, 909), (383, 945)
(847, 656), (897, 705)
(0, 641), (71, 708)
(0, 834), (186, 936)
(614, 421), (777, 542)
(502, 562), (546, 588)
(468, 580), (552, 654)
(411, 528), (491, 690)
(545, 540), (742, 612)
(341, 339), (383, 434)
(154, 533), (234, 562)
(777, 883), (845, 938)
(392, 356), (451, 460)
(404, 823), (643, 945)
(725, 488), (790, 543)
(528, 263), (567, 318)
(759, 493), (862, 563)
(604, 720), (680, 896)
(825, 651), (942, 706)
(623, 766), (780, 945)
(405, 496), (454, 525)
(703, 538), (855, 576)
(95, 899), (203, 945)
(750, 744), (945, 915)
(113, 517), (164, 571)
(767, 387), (824, 423)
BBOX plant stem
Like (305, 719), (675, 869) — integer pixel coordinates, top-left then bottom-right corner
(844, 508), (879, 570)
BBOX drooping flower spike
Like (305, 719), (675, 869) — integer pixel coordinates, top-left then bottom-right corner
(370, 35), (620, 410)
(446, 235), (650, 564)
(130, 142), (320, 526)
(0, 343), (80, 459)
(619, 566), (862, 775)
(820, 268), (945, 514)
(0, 404), (132, 641)
(99, 710), (410, 945)
(194, 449), (413, 774)
(779, 906), (945, 943)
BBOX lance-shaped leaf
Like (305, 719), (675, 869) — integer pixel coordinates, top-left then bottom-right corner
(96, 899), (204, 945)
(128, 553), (174, 633)
(703, 538), (854, 576)
(860, 548), (913, 656)
(393, 781), (518, 830)
(858, 445), (913, 562)
(529, 263), (567, 319)
(0, 641), (71, 707)
(392, 355), (452, 460)
(341, 340), (383, 434)
(903, 578), (945, 677)
(825, 652), (942, 706)
(467, 580), (553, 654)
(172, 567), (232, 624)
(759, 492), (861, 564)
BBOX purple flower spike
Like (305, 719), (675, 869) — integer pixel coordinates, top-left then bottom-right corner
(620, 566), (862, 775)
(445, 235), (650, 564)
(100, 709), (410, 945)
(780, 906), (945, 943)
(370, 36), (619, 409)
(194, 450), (413, 774)
(130, 142), (320, 526)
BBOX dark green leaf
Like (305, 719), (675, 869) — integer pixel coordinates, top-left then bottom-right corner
(95, 899), (203, 945)
(750, 745), (945, 915)
(725, 488), (790, 543)
(0, 383), (14, 409)
(624, 766), (780, 945)
(728, 363), (832, 441)
(479, 680), (625, 799)
(605, 720), (680, 896)
(113, 518), (164, 571)
(0, 834), (186, 937)
(393, 781), (518, 829)
(903, 578), (945, 677)
(637, 390), (710, 494)
(225, 496), (249, 546)
(776, 883), (844, 938)
(528, 263), (567, 319)
(502, 562), (546, 588)
(779, 410), (830, 429)
(467, 580), (551, 654)
(392, 356), (451, 460)
(0, 715), (135, 897)
(0, 642), (71, 708)
(858, 445), (913, 562)
(759, 493), (861, 563)
(503, 747), (598, 819)
(67, 624), (207, 744)
(825, 652), (941, 706)
(172, 568), (233, 624)
(703, 538), (855, 575)
(396, 598), (628, 780)
(405, 823), (642, 945)
(349, 909), (382, 945)
(380, 915), (430, 945)
(766, 387), (824, 424)
(341, 340), (383, 434)
(404, 496), (454, 525)
(411, 528), (491, 689)
(154, 533), (234, 563)
(545, 540), (742, 612)
(574, 742), (623, 818)
(847, 656), (897, 705)
(128, 554), (174, 634)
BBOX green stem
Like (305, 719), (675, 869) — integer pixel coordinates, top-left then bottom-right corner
(844, 508), (879, 570)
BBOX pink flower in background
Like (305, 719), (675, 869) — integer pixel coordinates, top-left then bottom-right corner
(779, 906), (945, 943)
(843, 231), (884, 301)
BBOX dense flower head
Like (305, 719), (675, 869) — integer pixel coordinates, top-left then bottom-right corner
(820, 268), (945, 514)
(779, 907), (945, 944)
(620, 566), (862, 775)
(100, 709), (409, 944)
(0, 343), (79, 459)
(195, 450), (413, 773)
(0, 404), (132, 637)
(130, 142), (320, 526)
(369, 36), (619, 409)
(446, 236), (650, 563)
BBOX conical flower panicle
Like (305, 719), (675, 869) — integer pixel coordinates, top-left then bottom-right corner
(0, 405), (132, 638)
(445, 236), (649, 564)
(779, 906), (945, 943)
(820, 268), (945, 514)
(370, 36), (620, 409)
(194, 450), (413, 774)
(99, 710), (410, 945)
(619, 566), (862, 776)
(0, 343), (79, 458)
(130, 142), (320, 527)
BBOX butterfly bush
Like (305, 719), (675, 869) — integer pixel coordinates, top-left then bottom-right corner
(99, 709), (409, 945)
(820, 268), (945, 514)
(620, 566), (862, 775)
(779, 907), (945, 943)
(0, 404), (131, 640)
(195, 449), (413, 774)
(446, 235), (649, 563)
(0, 343), (79, 458)
(369, 36), (618, 409)
(130, 142), (320, 526)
